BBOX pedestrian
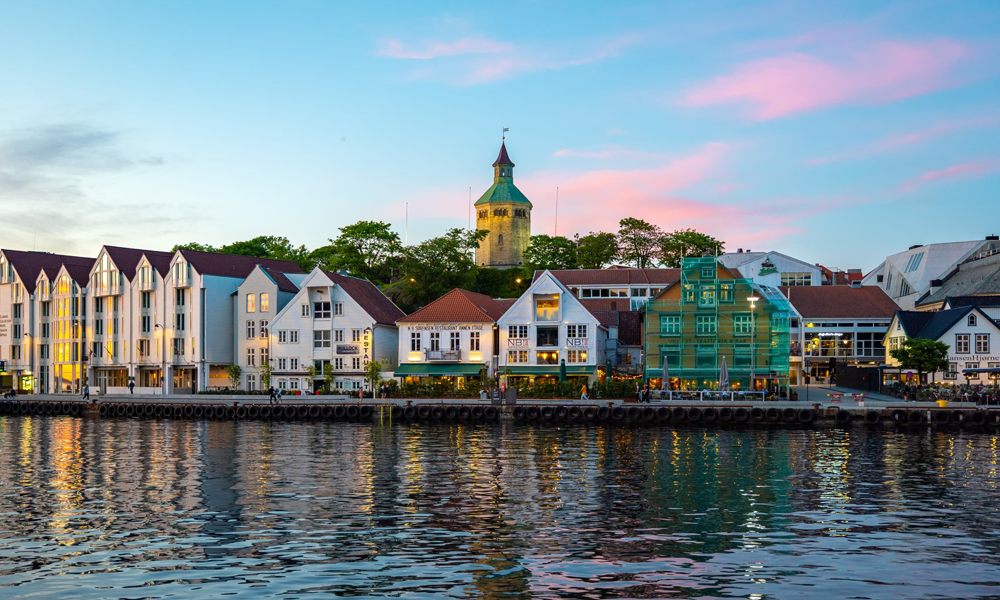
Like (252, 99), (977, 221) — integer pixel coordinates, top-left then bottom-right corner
(643, 383), (651, 403)
(581, 384), (590, 401)
(128, 380), (135, 394)
(276, 388), (282, 404)
(82, 384), (90, 403)
(358, 386), (364, 401)
(268, 386), (277, 404)
(635, 382), (641, 403)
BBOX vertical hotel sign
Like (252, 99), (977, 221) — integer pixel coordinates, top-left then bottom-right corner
(362, 327), (372, 366)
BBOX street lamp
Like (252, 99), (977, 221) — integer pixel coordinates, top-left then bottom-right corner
(747, 295), (760, 392)
(23, 333), (34, 394)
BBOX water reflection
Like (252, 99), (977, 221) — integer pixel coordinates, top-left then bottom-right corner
(2, 417), (1000, 598)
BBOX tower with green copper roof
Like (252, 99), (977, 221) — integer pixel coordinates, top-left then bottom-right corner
(474, 139), (532, 268)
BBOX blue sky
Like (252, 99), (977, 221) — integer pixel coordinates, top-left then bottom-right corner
(0, 0), (998, 271)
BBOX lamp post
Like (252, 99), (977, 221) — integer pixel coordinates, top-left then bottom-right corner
(23, 333), (33, 394)
(747, 295), (760, 393)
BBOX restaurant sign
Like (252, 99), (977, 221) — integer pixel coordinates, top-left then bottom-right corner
(507, 338), (530, 348)
(336, 344), (360, 355)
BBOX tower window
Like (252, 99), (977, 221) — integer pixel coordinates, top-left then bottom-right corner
(498, 234), (504, 246)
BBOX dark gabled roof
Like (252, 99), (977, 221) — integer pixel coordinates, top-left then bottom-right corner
(493, 141), (513, 166)
(1, 249), (95, 294)
(539, 268), (681, 287)
(397, 288), (512, 324)
(263, 267), (300, 294)
(180, 249), (302, 279)
(64, 263), (95, 284)
(893, 307), (985, 341)
(779, 285), (899, 319)
(946, 296), (1000, 308)
(320, 269), (404, 326)
(104, 246), (173, 281)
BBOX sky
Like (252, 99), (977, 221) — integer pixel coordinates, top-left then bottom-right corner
(0, 0), (998, 272)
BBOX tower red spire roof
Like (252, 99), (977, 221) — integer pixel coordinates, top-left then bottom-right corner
(492, 141), (514, 167)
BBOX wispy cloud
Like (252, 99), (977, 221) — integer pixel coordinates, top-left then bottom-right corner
(681, 39), (971, 120)
(899, 161), (999, 192)
(552, 144), (666, 160)
(378, 32), (642, 85)
(808, 115), (999, 165)
(376, 37), (512, 60)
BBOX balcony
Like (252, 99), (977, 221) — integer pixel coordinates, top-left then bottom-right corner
(138, 278), (156, 291)
(424, 349), (462, 362)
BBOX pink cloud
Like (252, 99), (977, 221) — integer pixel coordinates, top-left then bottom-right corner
(552, 145), (667, 160)
(682, 39), (971, 120)
(377, 37), (512, 60)
(899, 162), (998, 192)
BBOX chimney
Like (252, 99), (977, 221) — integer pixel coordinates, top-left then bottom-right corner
(851, 281), (862, 288)
(737, 248), (743, 253)
(908, 244), (922, 250)
(928, 279), (943, 294)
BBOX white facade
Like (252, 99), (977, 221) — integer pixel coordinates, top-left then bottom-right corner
(396, 322), (494, 378)
(268, 268), (400, 394)
(886, 308), (1000, 384)
(233, 266), (304, 391)
(0, 253), (31, 390)
(718, 251), (823, 288)
(497, 271), (607, 380)
(863, 238), (999, 310)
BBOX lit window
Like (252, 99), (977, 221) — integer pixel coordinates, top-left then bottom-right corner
(246, 294), (256, 313)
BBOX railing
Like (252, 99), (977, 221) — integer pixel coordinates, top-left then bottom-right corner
(653, 390), (768, 402)
(424, 349), (462, 362)
(173, 274), (191, 288)
(138, 279), (156, 291)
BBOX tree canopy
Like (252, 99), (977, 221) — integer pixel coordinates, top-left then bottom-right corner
(173, 236), (313, 271)
(574, 232), (618, 269)
(890, 338), (950, 383)
(615, 217), (663, 268)
(524, 234), (578, 271)
(385, 228), (489, 312)
(659, 229), (725, 267)
(310, 221), (401, 284)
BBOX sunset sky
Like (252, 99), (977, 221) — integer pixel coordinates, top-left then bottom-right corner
(1, 1), (998, 271)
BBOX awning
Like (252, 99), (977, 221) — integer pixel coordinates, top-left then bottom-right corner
(395, 364), (485, 377)
(963, 368), (1000, 374)
(503, 366), (595, 375)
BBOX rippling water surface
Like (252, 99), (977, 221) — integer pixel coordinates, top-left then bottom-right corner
(2, 416), (1000, 598)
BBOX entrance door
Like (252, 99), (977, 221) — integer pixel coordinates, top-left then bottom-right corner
(173, 368), (194, 394)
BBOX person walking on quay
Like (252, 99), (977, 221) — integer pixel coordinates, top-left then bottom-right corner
(128, 380), (135, 394)
(643, 382), (651, 403)
(268, 386), (277, 404)
(581, 384), (590, 401)
(276, 388), (282, 404)
(635, 382), (641, 403)
(82, 384), (90, 404)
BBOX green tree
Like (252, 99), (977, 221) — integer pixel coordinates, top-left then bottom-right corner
(172, 236), (314, 271)
(523, 235), (578, 271)
(387, 228), (489, 312)
(173, 242), (217, 253)
(890, 338), (950, 384)
(322, 362), (335, 394)
(575, 232), (619, 269)
(311, 221), (401, 284)
(473, 267), (529, 299)
(227, 364), (242, 389)
(260, 360), (273, 389)
(659, 229), (725, 267)
(365, 360), (383, 395)
(616, 217), (663, 268)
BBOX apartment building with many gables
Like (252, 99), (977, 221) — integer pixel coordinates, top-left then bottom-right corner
(268, 268), (404, 394)
(395, 289), (514, 385)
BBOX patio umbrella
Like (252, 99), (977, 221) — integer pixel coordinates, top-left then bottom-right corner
(719, 355), (729, 392)
(661, 358), (670, 391)
(559, 359), (567, 382)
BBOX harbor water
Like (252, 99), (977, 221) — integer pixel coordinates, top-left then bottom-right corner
(2, 416), (1000, 598)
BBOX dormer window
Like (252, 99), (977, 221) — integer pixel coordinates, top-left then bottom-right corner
(969, 314), (977, 327)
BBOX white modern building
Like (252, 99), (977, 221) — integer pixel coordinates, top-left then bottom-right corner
(538, 267), (678, 310)
(233, 265), (307, 391)
(268, 268), (404, 394)
(718, 250), (824, 288)
(885, 306), (1000, 385)
(863, 236), (1000, 310)
(497, 270), (608, 384)
(394, 288), (514, 385)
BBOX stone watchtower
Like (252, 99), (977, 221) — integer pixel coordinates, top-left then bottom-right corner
(474, 140), (532, 269)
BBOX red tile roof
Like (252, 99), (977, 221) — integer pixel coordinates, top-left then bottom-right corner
(320, 270), (404, 326)
(537, 268), (681, 287)
(1, 249), (95, 294)
(180, 249), (302, 279)
(579, 298), (632, 312)
(780, 285), (898, 319)
(398, 288), (513, 324)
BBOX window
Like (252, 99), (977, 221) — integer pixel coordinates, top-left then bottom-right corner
(352, 357), (361, 370)
(567, 349), (588, 363)
(314, 302), (331, 318)
(696, 345), (715, 369)
(508, 350), (528, 363)
(429, 332), (440, 351)
(509, 325), (528, 338)
(536, 326), (559, 346)
(174, 313), (185, 331)
(335, 329), (345, 342)
(290, 330), (298, 343)
(247, 320), (256, 339)
(719, 284), (733, 302)
(698, 286), (716, 307)
(246, 294), (256, 313)
(969, 314), (978, 327)
(696, 315), (717, 334)
(301, 304), (310, 317)
(246, 374), (256, 391)
(956, 334), (970, 353)
(470, 332), (480, 351)
(660, 315), (681, 334)
(41, 301), (50, 317)
(976, 334), (990, 354)
(334, 302), (344, 316)
(314, 330), (331, 348)
(498, 234), (504, 246)
(289, 379), (299, 390)
(449, 332), (461, 351)
(141, 292), (151, 309)
(261, 293), (269, 312)
(260, 347), (268, 365)
(352, 329), (361, 342)
(904, 252), (925, 273)
(682, 284), (696, 303)
(278, 358), (287, 370)
(141, 315), (151, 334)
(945, 362), (958, 380)
(411, 332), (421, 351)
(536, 351), (558, 365)
(278, 379), (287, 390)
(781, 272), (812, 286)
(899, 281), (912, 297)
(246, 348), (256, 366)
(535, 298), (559, 321)
(335, 358), (344, 369)
(734, 313), (753, 335)
(260, 320), (268, 339)
(567, 325), (588, 338)
(660, 345), (681, 369)
(734, 344), (752, 368)
(701, 267), (714, 278)
(290, 358), (299, 370)
(278, 330), (288, 343)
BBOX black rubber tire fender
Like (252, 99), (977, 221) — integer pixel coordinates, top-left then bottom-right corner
(797, 409), (815, 424)
(702, 407), (718, 422)
(835, 410), (852, 425)
(734, 407), (750, 422)
(403, 406), (417, 420)
(671, 407), (687, 421)
(596, 407), (611, 421)
(430, 406), (444, 419)
(335, 406), (348, 419)
(445, 406), (458, 420)
(358, 405), (372, 419)
(540, 406), (555, 419)
(309, 405), (322, 419)
(583, 407), (597, 421)
(932, 410), (951, 425)
(686, 407), (703, 422)
(718, 407), (734, 422)
(526, 406), (540, 420)
(611, 407), (626, 421)
(226, 407), (238, 419)
(642, 407), (657, 422)
(459, 406), (473, 419)
(248, 405), (261, 419)
(346, 405), (360, 419)
(484, 407), (498, 420)
(907, 410), (925, 425)
(556, 406), (569, 419)
(952, 410), (967, 425)
(320, 406), (333, 419)
(193, 405), (205, 419)
(626, 406), (641, 421)
(144, 404), (156, 418)
(125, 404), (137, 417)
(258, 406), (271, 419)
(782, 408), (797, 422)
(472, 406), (485, 419)
(864, 410), (880, 425)
(987, 411), (1000, 426)
(970, 411), (986, 426)
(569, 407), (583, 420)
(99, 403), (109, 416)
(750, 407), (765, 422)
(294, 405), (308, 419)
(890, 409), (907, 423)
(656, 407), (671, 422)
(765, 407), (781, 422)
(183, 405), (195, 419)
(512, 407), (525, 419)
(390, 406), (404, 419)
